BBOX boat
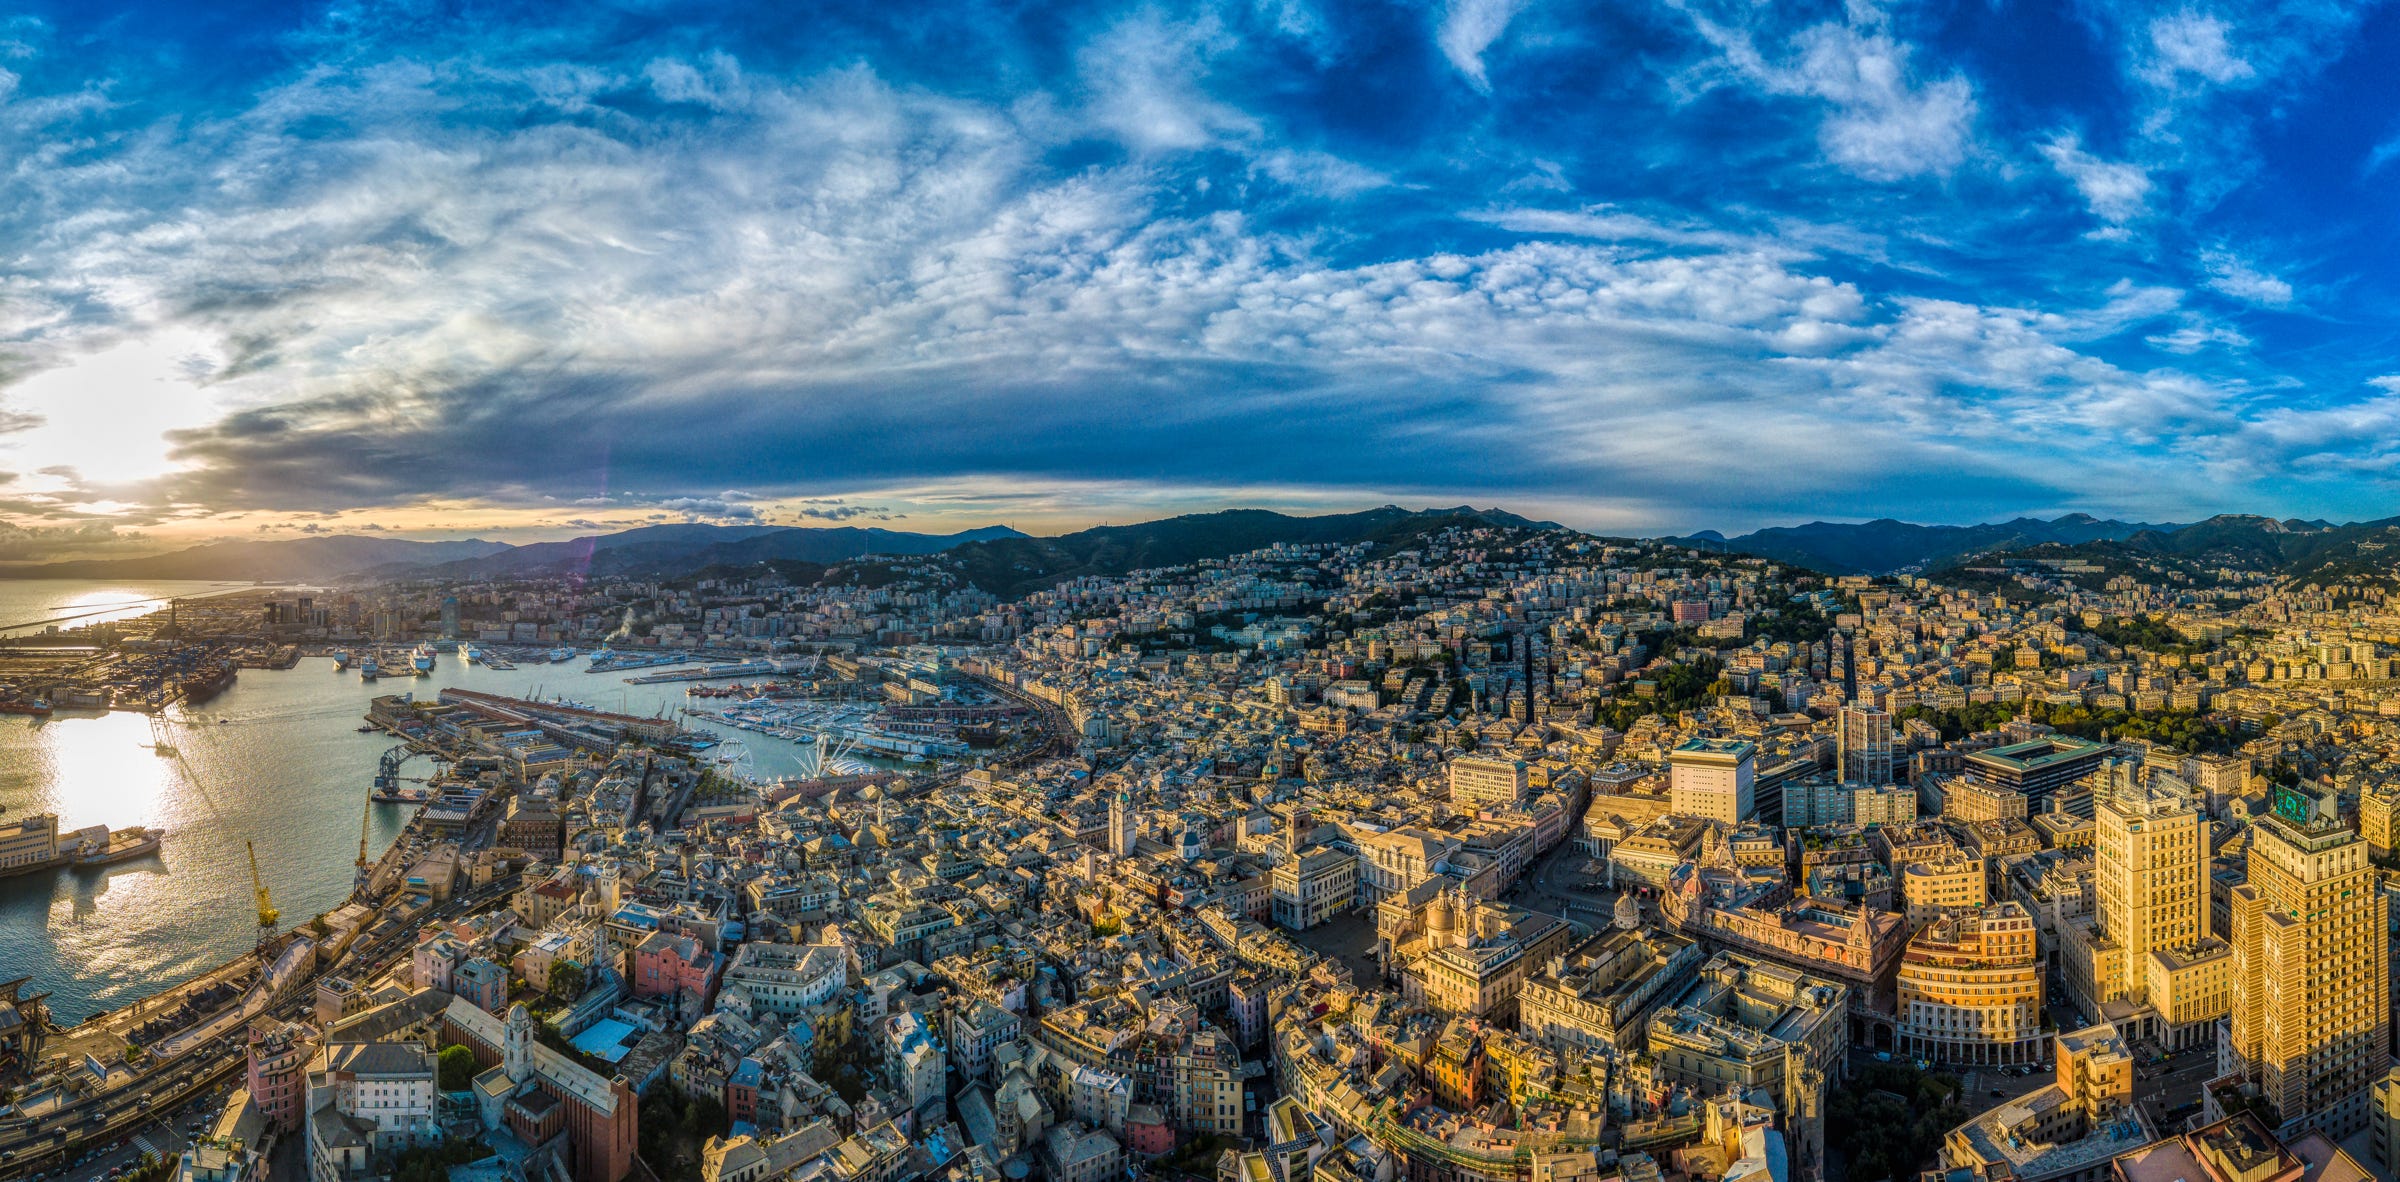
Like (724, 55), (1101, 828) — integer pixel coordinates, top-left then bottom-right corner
(460, 644), (482, 665)
(71, 827), (162, 867)
(0, 697), (53, 717)
(333, 650), (352, 671)
(545, 647), (576, 663)
(411, 645), (435, 673)
(360, 656), (380, 679)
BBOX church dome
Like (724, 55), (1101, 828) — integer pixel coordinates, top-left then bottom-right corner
(1427, 894), (1457, 933)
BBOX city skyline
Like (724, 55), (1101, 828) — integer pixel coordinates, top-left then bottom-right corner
(2, 0), (2398, 559)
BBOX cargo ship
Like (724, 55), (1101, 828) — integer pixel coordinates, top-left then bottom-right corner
(71, 826), (163, 867)
(0, 697), (53, 717)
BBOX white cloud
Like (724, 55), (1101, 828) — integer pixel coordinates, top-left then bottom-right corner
(2146, 322), (2249, 354)
(2141, 11), (2254, 87)
(2039, 133), (2151, 225)
(2200, 247), (2294, 307)
(1678, 10), (1978, 181)
(1076, 10), (1256, 152)
(1437, 0), (1531, 92)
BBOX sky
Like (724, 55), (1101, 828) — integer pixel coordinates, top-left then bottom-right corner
(1, 0), (2397, 561)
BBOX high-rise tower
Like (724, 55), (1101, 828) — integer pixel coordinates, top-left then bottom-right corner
(2229, 784), (2391, 1137)
(1837, 704), (1894, 787)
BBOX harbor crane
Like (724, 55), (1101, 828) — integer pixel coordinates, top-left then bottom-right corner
(357, 797), (373, 870)
(246, 839), (279, 933)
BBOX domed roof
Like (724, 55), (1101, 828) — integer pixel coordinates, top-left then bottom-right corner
(1428, 894), (1457, 932)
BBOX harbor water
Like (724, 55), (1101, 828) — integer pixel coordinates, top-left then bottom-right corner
(0, 580), (253, 637)
(0, 645), (839, 1024)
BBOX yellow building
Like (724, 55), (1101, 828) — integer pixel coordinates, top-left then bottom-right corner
(2361, 784), (2400, 861)
(1900, 851), (1989, 929)
(1897, 902), (2045, 1066)
(2061, 767), (2220, 1048)
(2228, 786), (2391, 1138)
(1400, 889), (1575, 1026)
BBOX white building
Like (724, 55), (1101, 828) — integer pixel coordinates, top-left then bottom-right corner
(305, 1041), (441, 1180)
(1449, 755), (1529, 811)
(1670, 739), (1757, 825)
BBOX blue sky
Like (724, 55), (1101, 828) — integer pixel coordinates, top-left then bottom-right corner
(0, 0), (2396, 556)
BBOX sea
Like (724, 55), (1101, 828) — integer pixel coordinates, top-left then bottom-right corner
(0, 579), (257, 636)
(0, 591), (842, 1024)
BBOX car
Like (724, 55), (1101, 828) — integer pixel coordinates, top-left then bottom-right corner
(1990, 1089), (2005, 1098)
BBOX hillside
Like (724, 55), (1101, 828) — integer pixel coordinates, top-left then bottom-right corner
(2117, 514), (2400, 585)
(1695, 514), (2178, 575)
(1927, 540), (2222, 597)
(941, 506), (1558, 598)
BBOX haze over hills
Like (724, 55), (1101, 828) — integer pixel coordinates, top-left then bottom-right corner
(389, 523), (1031, 581)
(0, 536), (518, 582)
(0, 524), (1027, 583)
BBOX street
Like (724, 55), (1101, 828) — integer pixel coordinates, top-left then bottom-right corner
(2134, 1042), (2218, 1130)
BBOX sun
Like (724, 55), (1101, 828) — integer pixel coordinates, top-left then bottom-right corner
(4, 329), (226, 493)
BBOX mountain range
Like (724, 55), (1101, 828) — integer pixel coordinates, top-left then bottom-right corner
(0, 505), (1557, 593)
(1690, 512), (2400, 581)
(1679, 513), (2185, 575)
(11, 505), (2395, 595)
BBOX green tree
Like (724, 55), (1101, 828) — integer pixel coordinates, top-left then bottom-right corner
(549, 959), (587, 1002)
(437, 1044), (479, 1092)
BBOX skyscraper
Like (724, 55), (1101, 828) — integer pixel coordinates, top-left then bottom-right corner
(2063, 765), (2227, 1049)
(2229, 784), (2392, 1138)
(1838, 704), (1894, 787)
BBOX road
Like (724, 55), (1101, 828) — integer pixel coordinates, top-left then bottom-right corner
(2134, 1041), (2220, 1131)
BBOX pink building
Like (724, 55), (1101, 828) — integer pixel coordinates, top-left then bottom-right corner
(1125, 1104), (1176, 1157)
(246, 1018), (314, 1134)
(630, 931), (718, 1006)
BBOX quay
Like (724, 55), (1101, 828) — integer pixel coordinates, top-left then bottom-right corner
(0, 814), (165, 882)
